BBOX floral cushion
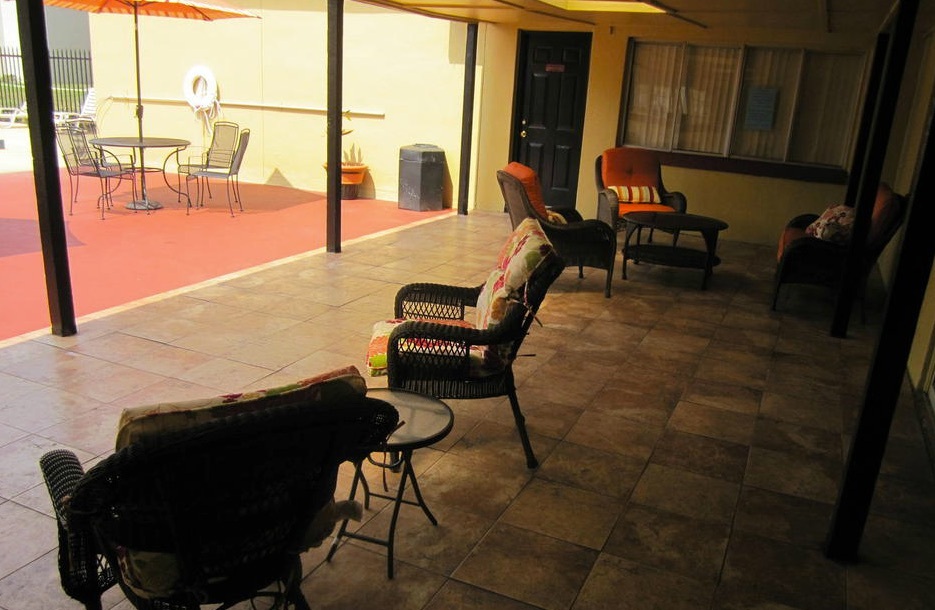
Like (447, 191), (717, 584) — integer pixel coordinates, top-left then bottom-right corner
(115, 365), (367, 450)
(366, 318), (501, 377)
(608, 185), (661, 204)
(805, 204), (855, 244)
(479, 218), (553, 331)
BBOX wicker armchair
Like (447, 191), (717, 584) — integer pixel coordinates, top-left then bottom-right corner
(374, 219), (565, 468)
(595, 146), (687, 244)
(773, 183), (906, 317)
(498, 163), (617, 297)
(40, 384), (398, 610)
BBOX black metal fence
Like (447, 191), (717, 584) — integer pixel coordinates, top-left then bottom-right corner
(0, 46), (93, 114)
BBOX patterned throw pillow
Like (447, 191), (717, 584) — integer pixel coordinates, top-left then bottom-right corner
(608, 185), (661, 204)
(805, 204), (855, 244)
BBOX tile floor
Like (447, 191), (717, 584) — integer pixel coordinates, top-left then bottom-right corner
(1, 211), (934, 610)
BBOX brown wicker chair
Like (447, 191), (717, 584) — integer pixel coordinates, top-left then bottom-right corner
(498, 163), (617, 297)
(380, 220), (565, 468)
(40, 391), (398, 610)
(772, 183), (907, 317)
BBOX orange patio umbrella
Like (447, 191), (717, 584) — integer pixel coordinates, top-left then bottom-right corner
(43, 0), (258, 140)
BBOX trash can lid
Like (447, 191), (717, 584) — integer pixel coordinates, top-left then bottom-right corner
(400, 144), (445, 162)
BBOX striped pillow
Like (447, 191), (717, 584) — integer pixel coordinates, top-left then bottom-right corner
(609, 185), (661, 204)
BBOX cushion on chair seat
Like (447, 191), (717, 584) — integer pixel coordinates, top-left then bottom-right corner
(615, 202), (678, 215)
(115, 365), (367, 449)
(366, 318), (502, 377)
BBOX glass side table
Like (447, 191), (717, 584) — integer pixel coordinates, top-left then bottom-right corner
(326, 387), (453, 578)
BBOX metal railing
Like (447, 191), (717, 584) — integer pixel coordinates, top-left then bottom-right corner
(0, 46), (92, 114)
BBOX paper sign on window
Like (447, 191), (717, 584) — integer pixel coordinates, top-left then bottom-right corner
(744, 87), (778, 131)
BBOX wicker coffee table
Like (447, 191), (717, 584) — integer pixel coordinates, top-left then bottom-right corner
(622, 211), (729, 289)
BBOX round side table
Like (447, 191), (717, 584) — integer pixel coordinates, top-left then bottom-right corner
(326, 388), (453, 579)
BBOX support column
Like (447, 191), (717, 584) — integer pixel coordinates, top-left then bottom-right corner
(457, 23), (478, 216)
(16, 0), (76, 336)
(326, 0), (344, 253)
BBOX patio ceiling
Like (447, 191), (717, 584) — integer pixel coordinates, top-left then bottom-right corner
(357, 0), (899, 37)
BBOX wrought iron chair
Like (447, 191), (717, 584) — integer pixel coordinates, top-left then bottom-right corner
(175, 120), (239, 208)
(40, 374), (398, 610)
(56, 124), (135, 218)
(368, 218), (565, 468)
(189, 128), (250, 215)
(498, 162), (617, 297)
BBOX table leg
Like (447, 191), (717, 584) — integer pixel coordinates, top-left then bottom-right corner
(701, 228), (720, 290)
(126, 147), (164, 211)
(327, 450), (438, 579)
(622, 221), (640, 279)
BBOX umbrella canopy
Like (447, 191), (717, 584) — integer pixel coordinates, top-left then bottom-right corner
(44, 0), (258, 138)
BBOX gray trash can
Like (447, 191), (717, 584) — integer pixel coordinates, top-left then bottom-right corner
(398, 144), (445, 211)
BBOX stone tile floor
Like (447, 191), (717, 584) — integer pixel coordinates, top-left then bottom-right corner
(0, 211), (933, 609)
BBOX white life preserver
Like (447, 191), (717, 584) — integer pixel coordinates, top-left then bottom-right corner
(183, 65), (217, 111)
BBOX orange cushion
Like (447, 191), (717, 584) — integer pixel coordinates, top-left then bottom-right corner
(869, 183), (898, 247)
(601, 147), (661, 188)
(777, 226), (807, 262)
(503, 162), (549, 218)
(617, 202), (677, 215)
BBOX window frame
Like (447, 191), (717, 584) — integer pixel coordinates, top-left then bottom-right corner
(617, 39), (869, 184)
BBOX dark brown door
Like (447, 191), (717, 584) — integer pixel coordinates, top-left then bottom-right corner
(511, 31), (592, 209)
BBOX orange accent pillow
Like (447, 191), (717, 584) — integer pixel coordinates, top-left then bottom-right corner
(503, 162), (549, 218)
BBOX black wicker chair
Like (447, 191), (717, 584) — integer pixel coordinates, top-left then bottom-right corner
(40, 395), (398, 610)
(497, 165), (617, 298)
(773, 183), (906, 319)
(383, 230), (565, 469)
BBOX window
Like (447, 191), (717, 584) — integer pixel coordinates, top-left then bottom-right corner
(622, 42), (867, 171)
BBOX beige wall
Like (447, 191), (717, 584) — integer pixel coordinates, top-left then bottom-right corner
(88, 2), (467, 202)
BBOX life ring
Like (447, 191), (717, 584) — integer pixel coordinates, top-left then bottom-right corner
(183, 65), (217, 111)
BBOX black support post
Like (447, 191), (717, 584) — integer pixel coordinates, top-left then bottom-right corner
(831, 0), (917, 338)
(457, 23), (478, 216)
(16, 0), (76, 336)
(826, 91), (935, 562)
(326, 0), (343, 253)
(844, 33), (889, 207)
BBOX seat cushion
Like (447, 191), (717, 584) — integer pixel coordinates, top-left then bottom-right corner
(115, 365), (367, 449)
(366, 318), (502, 377)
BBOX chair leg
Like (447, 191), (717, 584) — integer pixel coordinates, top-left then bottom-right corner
(578, 264), (584, 279)
(771, 281), (781, 310)
(604, 267), (613, 298)
(507, 388), (538, 469)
